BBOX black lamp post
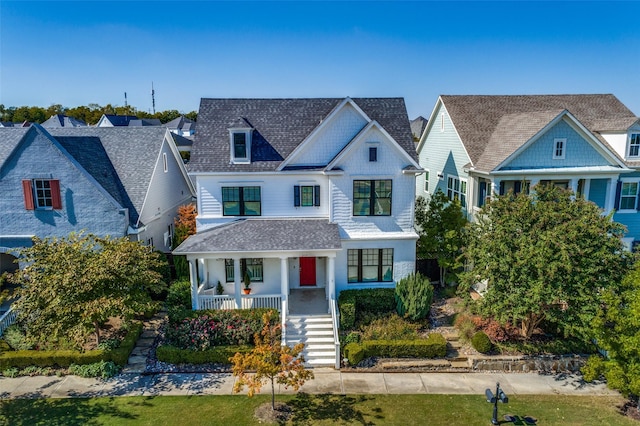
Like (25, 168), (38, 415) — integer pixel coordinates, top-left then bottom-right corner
(485, 382), (508, 425)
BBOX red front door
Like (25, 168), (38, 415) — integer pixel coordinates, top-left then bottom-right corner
(299, 257), (316, 286)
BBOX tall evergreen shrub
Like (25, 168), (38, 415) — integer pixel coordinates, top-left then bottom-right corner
(395, 273), (434, 320)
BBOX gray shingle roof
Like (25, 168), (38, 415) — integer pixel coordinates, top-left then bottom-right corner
(0, 127), (30, 168)
(410, 116), (428, 141)
(441, 94), (638, 171)
(48, 127), (170, 226)
(101, 115), (139, 126)
(173, 219), (342, 254)
(189, 98), (416, 173)
(41, 114), (87, 128)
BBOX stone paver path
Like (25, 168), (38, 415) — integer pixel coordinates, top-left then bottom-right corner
(121, 309), (166, 374)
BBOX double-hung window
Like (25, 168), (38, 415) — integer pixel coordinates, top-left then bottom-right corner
(225, 258), (263, 282)
(629, 134), (640, 158)
(353, 180), (392, 216)
(424, 170), (430, 193)
(553, 138), (566, 159)
(229, 129), (252, 163)
(446, 176), (467, 207)
(620, 181), (639, 210)
(294, 185), (320, 207)
(347, 248), (393, 283)
(222, 186), (261, 216)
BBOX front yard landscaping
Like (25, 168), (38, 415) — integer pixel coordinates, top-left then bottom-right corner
(1, 394), (636, 425)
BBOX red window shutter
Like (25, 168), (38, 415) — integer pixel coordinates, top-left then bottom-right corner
(50, 180), (62, 209)
(22, 180), (35, 210)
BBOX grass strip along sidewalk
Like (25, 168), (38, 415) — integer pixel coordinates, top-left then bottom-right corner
(1, 394), (636, 425)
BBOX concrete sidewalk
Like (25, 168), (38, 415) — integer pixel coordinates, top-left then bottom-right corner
(0, 370), (616, 399)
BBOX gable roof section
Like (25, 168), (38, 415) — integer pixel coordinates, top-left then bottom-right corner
(441, 94), (637, 171)
(0, 127), (30, 169)
(100, 114), (139, 126)
(48, 127), (170, 226)
(41, 114), (87, 128)
(189, 97), (416, 173)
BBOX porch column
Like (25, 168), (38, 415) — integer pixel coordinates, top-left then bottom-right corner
(491, 179), (501, 198)
(280, 257), (289, 299)
(234, 258), (242, 309)
(188, 259), (198, 310)
(569, 179), (578, 199)
(198, 258), (206, 284)
(327, 255), (336, 301)
(530, 178), (540, 194)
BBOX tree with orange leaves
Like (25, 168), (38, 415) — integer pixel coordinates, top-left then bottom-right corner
(172, 203), (196, 249)
(230, 311), (314, 410)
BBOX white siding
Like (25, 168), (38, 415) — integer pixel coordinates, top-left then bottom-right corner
(287, 103), (368, 167)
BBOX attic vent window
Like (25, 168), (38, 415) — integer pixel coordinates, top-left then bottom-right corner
(369, 147), (377, 162)
(229, 127), (252, 164)
(553, 138), (566, 159)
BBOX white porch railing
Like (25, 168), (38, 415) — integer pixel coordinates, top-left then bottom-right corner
(0, 307), (17, 337)
(281, 298), (288, 346)
(329, 296), (341, 369)
(241, 294), (282, 310)
(199, 295), (236, 310)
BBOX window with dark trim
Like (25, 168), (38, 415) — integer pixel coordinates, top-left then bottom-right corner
(225, 258), (263, 282)
(353, 180), (392, 216)
(294, 185), (320, 207)
(347, 248), (393, 283)
(233, 133), (247, 159)
(222, 186), (261, 216)
(369, 147), (377, 162)
(22, 179), (62, 210)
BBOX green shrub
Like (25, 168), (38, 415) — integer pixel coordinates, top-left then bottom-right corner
(0, 322), (142, 369)
(344, 342), (366, 366)
(172, 255), (189, 280)
(3, 367), (18, 378)
(338, 289), (396, 330)
(362, 334), (447, 358)
(471, 331), (492, 353)
(342, 332), (361, 346)
(97, 337), (121, 351)
(0, 340), (10, 352)
(453, 314), (477, 343)
(4, 325), (33, 351)
(582, 355), (606, 382)
(395, 273), (434, 320)
(361, 314), (419, 341)
(156, 345), (252, 364)
(167, 279), (192, 322)
(69, 361), (119, 378)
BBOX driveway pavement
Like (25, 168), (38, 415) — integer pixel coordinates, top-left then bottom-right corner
(0, 370), (616, 399)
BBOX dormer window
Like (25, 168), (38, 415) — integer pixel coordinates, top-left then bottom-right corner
(629, 133), (640, 157)
(229, 120), (253, 164)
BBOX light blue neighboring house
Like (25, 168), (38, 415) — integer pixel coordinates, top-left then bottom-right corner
(416, 94), (640, 248)
(0, 125), (195, 274)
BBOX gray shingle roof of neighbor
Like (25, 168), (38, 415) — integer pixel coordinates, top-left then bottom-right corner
(102, 115), (139, 126)
(129, 118), (162, 127)
(189, 97), (417, 173)
(441, 94), (638, 171)
(410, 116), (428, 141)
(165, 116), (196, 129)
(0, 127), (31, 168)
(41, 114), (87, 128)
(170, 132), (193, 148)
(48, 127), (171, 227)
(173, 219), (342, 254)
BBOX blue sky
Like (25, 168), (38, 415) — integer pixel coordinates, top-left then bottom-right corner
(1, 1), (639, 119)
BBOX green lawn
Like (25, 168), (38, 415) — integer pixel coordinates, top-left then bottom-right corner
(0, 394), (636, 425)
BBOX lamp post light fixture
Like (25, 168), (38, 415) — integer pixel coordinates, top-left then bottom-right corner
(485, 382), (509, 425)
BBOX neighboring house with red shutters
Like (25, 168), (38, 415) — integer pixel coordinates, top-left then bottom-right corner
(0, 124), (195, 274)
(174, 97), (422, 367)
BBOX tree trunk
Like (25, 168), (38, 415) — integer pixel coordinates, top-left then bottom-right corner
(271, 377), (275, 410)
(439, 266), (446, 288)
(520, 313), (544, 339)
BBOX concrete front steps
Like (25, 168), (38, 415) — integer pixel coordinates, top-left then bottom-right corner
(285, 314), (337, 368)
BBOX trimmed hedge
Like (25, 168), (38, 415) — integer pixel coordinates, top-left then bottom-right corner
(156, 344), (252, 365)
(338, 288), (396, 330)
(0, 322), (142, 370)
(344, 333), (447, 366)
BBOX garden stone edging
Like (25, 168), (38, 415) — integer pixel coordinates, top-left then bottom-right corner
(471, 354), (588, 373)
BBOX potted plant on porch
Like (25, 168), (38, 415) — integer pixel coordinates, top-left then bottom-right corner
(243, 271), (252, 294)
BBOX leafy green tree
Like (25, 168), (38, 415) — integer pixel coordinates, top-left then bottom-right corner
(415, 190), (467, 285)
(11, 233), (167, 347)
(231, 312), (313, 411)
(461, 184), (632, 340)
(586, 262), (640, 410)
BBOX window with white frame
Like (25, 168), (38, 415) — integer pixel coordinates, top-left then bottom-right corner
(229, 130), (252, 163)
(629, 134), (640, 157)
(446, 176), (467, 207)
(553, 138), (566, 159)
(424, 170), (430, 193)
(34, 179), (53, 208)
(620, 181), (638, 210)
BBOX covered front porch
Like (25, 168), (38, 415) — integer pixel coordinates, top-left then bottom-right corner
(173, 218), (343, 317)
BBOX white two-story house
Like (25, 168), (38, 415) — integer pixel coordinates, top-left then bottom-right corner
(174, 97), (422, 366)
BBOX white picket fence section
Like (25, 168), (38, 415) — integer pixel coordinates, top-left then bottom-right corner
(0, 307), (17, 337)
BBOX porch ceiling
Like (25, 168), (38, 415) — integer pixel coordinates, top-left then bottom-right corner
(173, 218), (342, 255)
